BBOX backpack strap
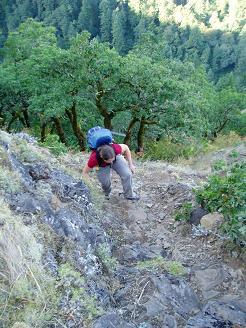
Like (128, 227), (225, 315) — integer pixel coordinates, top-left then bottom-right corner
(96, 145), (117, 167)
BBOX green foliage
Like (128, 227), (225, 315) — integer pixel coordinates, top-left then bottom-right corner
(143, 138), (200, 161)
(99, 0), (116, 43)
(11, 138), (44, 163)
(196, 162), (246, 246)
(40, 134), (68, 156)
(175, 202), (193, 222)
(0, 18), (244, 152)
(4, 272), (59, 327)
(58, 263), (104, 323)
(212, 159), (227, 172)
(96, 243), (118, 273)
(4, 18), (56, 62)
(226, 111), (246, 136)
(59, 262), (85, 283)
(78, 0), (100, 38)
(1, 0), (245, 86)
(222, 214), (246, 247)
(137, 256), (185, 276)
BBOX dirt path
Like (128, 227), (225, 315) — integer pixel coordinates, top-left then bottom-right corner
(95, 158), (245, 326)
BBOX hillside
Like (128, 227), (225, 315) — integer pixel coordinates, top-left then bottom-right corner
(0, 0), (245, 85)
(0, 131), (245, 327)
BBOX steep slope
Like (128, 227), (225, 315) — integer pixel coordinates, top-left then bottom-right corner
(0, 131), (245, 328)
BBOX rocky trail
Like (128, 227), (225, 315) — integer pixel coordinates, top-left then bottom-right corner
(94, 155), (246, 328)
(0, 132), (245, 328)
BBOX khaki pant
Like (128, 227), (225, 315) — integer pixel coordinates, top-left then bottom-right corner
(96, 155), (134, 198)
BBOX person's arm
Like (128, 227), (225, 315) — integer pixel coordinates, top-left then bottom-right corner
(119, 144), (135, 173)
(82, 164), (93, 175)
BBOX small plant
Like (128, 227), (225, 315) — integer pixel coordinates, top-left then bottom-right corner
(164, 261), (186, 276)
(175, 202), (193, 222)
(137, 256), (185, 276)
(96, 243), (118, 273)
(0, 146), (10, 166)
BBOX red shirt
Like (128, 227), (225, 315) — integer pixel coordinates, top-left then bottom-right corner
(87, 144), (122, 168)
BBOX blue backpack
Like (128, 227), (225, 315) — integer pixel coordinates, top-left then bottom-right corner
(87, 126), (113, 150)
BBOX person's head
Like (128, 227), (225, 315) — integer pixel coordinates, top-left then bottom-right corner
(98, 145), (115, 164)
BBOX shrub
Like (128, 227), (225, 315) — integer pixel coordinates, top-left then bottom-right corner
(221, 214), (246, 246)
(196, 161), (246, 246)
(39, 134), (68, 156)
(143, 138), (200, 161)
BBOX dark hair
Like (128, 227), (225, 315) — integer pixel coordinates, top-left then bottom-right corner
(98, 145), (115, 160)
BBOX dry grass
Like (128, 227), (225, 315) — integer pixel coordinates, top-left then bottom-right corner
(203, 132), (243, 152)
(0, 199), (58, 327)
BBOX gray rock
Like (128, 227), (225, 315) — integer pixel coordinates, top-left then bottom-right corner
(116, 242), (158, 264)
(143, 275), (200, 320)
(14, 132), (37, 144)
(28, 163), (50, 181)
(93, 312), (136, 328)
(200, 212), (224, 230)
(42, 250), (58, 276)
(186, 299), (246, 327)
(9, 193), (42, 214)
(190, 207), (208, 225)
(194, 266), (227, 299)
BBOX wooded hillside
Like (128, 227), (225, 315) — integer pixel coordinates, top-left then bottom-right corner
(0, 0), (245, 87)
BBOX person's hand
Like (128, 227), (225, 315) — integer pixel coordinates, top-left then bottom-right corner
(129, 164), (135, 173)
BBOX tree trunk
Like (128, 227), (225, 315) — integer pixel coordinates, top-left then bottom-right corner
(40, 122), (46, 142)
(53, 117), (67, 145)
(214, 118), (230, 136)
(137, 116), (145, 152)
(22, 108), (30, 128)
(65, 103), (86, 151)
(103, 116), (113, 130)
(124, 117), (139, 145)
(136, 116), (158, 151)
(96, 82), (114, 130)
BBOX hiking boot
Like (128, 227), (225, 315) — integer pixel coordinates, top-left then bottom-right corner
(125, 195), (140, 201)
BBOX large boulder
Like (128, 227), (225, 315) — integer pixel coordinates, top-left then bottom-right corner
(200, 212), (224, 230)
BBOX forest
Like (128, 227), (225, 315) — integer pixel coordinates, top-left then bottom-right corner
(0, 0), (245, 154)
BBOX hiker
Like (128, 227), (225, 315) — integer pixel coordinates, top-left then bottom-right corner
(82, 142), (140, 200)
